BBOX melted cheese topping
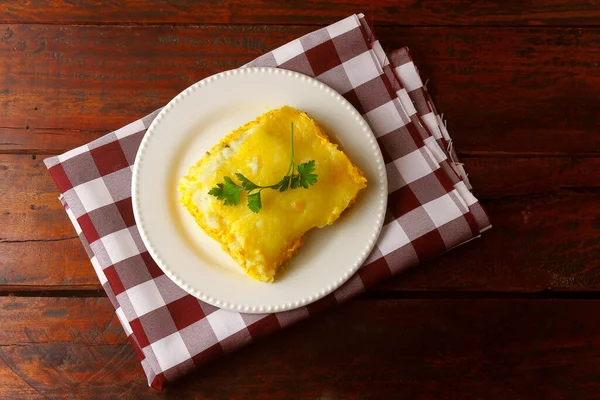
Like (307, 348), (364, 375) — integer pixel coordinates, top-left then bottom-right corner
(179, 106), (367, 282)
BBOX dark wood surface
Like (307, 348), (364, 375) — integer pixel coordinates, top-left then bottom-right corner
(1, 1), (599, 398)
(3, 297), (600, 399)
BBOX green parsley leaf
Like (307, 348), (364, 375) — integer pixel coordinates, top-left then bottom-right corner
(235, 173), (259, 191)
(277, 175), (290, 192)
(297, 160), (316, 175)
(297, 160), (318, 188)
(290, 174), (300, 189)
(208, 176), (243, 206)
(207, 183), (225, 200)
(247, 191), (262, 213)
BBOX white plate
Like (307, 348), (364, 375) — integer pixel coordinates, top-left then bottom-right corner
(132, 67), (387, 314)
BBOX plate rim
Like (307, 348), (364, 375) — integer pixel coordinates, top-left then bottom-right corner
(132, 67), (388, 313)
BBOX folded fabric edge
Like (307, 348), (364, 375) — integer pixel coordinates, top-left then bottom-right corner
(44, 145), (166, 387)
(53, 196), (163, 388)
(355, 14), (490, 235)
(384, 45), (491, 232)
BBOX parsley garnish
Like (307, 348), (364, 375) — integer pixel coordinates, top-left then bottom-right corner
(208, 122), (318, 213)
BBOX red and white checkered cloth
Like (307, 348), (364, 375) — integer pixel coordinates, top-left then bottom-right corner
(44, 14), (490, 389)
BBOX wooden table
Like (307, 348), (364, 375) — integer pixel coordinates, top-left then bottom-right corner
(2, 1), (600, 398)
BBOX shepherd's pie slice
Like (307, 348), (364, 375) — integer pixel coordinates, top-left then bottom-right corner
(178, 106), (367, 282)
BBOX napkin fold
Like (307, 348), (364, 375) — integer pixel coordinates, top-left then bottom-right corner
(44, 14), (490, 389)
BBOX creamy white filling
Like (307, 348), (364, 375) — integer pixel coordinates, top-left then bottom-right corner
(205, 215), (218, 229)
(199, 128), (254, 180)
(192, 190), (219, 228)
(247, 156), (259, 175)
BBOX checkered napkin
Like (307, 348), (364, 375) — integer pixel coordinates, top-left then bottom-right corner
(44, 14), (490, 389)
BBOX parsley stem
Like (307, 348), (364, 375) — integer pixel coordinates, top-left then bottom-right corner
(286, 122), (295, 176)
(246, 123), (296, 191)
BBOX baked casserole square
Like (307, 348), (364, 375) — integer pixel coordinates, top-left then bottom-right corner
(178, 106), (367, 282)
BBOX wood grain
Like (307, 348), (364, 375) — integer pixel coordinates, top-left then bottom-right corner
(0, 356), (46, 400)
(0, 297), (124, 344)
(2, 153), (599, 292)
(0, 297), (133, 398)
(466, 156), (600, 200)
(2, 0), (600, 26)
(384, 191), (600, 292)
(0, 155), (78, 242)
(0, 239), (91, 288)
(2, 296), (600, 398)
(1, 25), (600, 155)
